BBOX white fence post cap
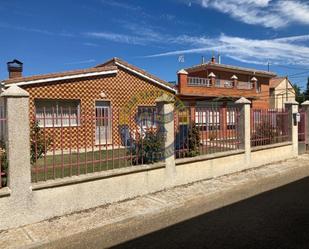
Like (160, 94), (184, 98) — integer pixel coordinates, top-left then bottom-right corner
(1, 84), (29, 97)
(301, 100), (309, 106)
(235, 97), (251, 104)
(285, 100), (299, 105)
(156, 94), (174, 103)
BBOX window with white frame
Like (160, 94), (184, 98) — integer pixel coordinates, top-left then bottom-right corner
(35, 99), (80, 127)
(195, 110), (220, 130)
(227, 110), (236, 129)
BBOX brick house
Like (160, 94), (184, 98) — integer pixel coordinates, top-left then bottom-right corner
(2, 58), (176, 150)
(177, 56), (276, 109)
(175, 56), (277, 137)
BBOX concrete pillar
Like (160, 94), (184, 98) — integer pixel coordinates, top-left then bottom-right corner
(156, 94), (176, 180)
(235, 97), (251, 164)
(285, 100), (299, 156)
(301, 100), (309, 145)
(1, 85), (31, 196)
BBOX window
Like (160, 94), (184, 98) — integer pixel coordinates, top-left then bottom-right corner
(195, 110), (220, 130)
(35, 99), (80, 127)
(227, 110), (236, 129)
(137, 106), (156, 128)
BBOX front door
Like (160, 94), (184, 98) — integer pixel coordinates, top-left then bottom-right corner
(95, 101), (111, 145)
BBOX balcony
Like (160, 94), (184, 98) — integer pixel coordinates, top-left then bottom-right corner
(237, 81), (253, 90)
(188, 77), (254, 90)
(215, 79), (233, 88)
(188, 77), (211, 87)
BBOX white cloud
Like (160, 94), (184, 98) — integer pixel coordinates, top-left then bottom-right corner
(84, 24), (175, 46)
(83, 19), (309, 66)
(84, 32), (147, 45)
(100, 0), (141, 11)
(193, 0), (309, 29)
(146, 33), (309, 65)
(0, 22), (75, 37)
(83, 42), (99, 47)
(64, 59), (96, 65)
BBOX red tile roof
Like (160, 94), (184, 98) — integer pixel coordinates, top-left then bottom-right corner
(2, 57), (175, 92)
(96, 57), (175, 91)
(269, 77), (287, 88)
(3, 65), (117, 85)
(185, 62), (277, 77)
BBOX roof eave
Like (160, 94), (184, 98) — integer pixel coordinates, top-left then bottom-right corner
(114, 61), (176, 93)
(3, 69), (118, 87)
(185, 64), (277, 78)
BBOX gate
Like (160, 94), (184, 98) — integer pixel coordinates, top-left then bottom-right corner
(298, 108), (307, 154)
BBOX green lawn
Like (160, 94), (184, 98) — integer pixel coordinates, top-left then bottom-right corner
(31, 148), (136, 182)
(32, 141), (240, 182)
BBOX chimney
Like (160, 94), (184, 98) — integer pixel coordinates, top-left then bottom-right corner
(201, 56), (205, 64)
(211, 56), (216, 64)
(218, 54), (221, 64)
(7, 59), (23, 79)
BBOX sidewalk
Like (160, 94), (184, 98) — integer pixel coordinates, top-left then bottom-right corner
(2, 155), (309, 249)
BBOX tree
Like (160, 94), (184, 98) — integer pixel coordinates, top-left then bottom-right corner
(293, 84), (305, 104)
(304, 77), (309, 101)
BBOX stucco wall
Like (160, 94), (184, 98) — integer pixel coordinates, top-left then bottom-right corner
(0, 144), (295, 231)
(270, 79), (296, 109)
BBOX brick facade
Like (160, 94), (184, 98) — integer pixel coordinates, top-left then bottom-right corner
(7, 63), (173, 150)
(177, 62), (275, 109)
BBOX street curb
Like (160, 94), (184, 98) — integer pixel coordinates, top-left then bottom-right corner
(30, 161), (309, 249)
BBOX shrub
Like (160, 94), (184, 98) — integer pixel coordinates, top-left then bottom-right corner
(251, 121), (277, 146)
(130, 128), (164, 165)
(186, 123), (200, 157)
(175, 123), (200, 158)
(30, 120), (52, 164)
(0, 140), (8, 187)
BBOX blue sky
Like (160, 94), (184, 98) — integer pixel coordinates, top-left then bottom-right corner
(1, 0), (309, 89)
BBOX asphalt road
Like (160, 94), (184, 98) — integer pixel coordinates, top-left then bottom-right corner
(113, 177), (309, 249)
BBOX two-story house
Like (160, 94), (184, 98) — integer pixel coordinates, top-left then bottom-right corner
(177, 56), (276, 109)
(175, 57), (277, 137)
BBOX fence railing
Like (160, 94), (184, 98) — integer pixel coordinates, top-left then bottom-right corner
(174, 106), (241, 158)
(29, 105), (294, 182)
(0, 103), (6, 189)
(31, 106), (165, 182)
(215, 79), (234, 88)
(187, 78), (254, 91)
(237, 81), (253, 90)
(188, 77), (211, 87)
(250, 109), (291, 147)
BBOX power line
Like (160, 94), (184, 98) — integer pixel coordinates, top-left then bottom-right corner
(273, 64), (309, 71)
(288, 70), (309, 77)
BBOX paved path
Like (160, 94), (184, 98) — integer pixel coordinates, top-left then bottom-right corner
(1, 155), (309, 249)
(114, 176), (309, 249)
